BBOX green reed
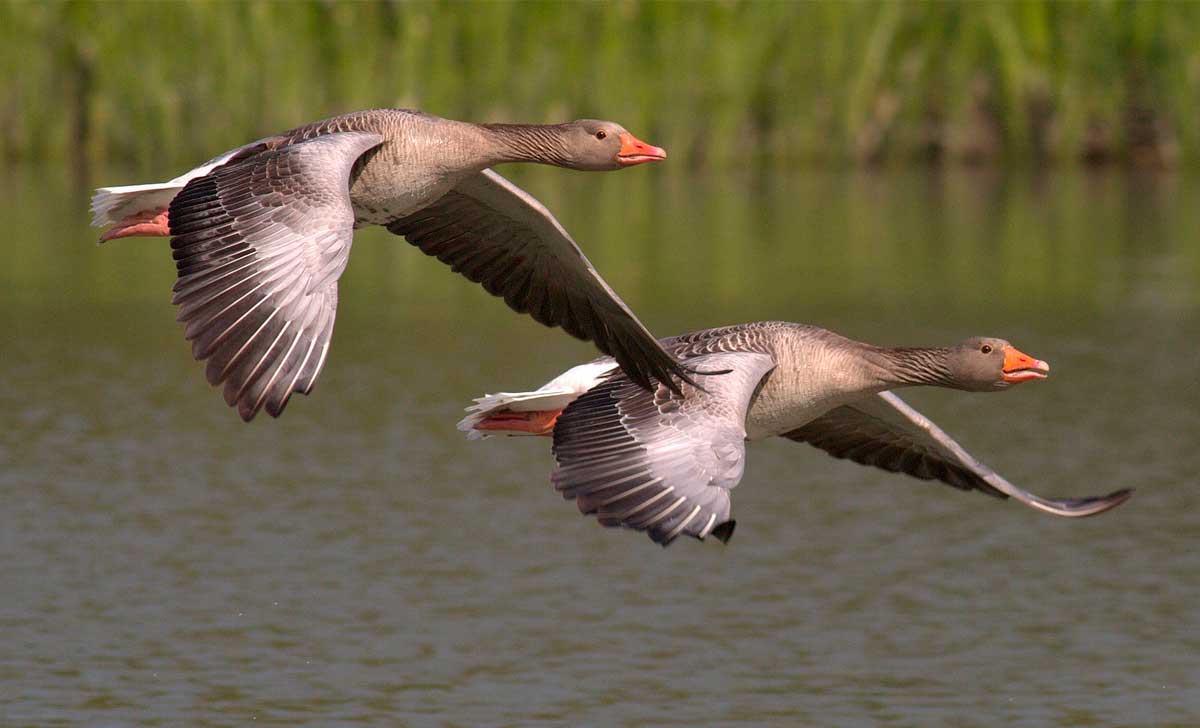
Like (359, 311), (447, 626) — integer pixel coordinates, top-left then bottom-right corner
(3, 0), (1198, 171)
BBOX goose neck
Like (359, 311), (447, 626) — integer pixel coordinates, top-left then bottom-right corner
(476, 123), (575, 168)
(865, 346), (958, 389)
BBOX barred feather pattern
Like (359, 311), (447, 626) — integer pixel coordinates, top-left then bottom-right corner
(168, 131), (384, 421)
(551, 351), (777, 545)
(872, 347), (956, 387)
(478, 123), (574, 167)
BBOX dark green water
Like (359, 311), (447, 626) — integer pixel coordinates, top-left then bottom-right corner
(2, 164), (1198, 725)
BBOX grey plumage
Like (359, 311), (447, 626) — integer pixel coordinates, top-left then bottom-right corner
(169, 132), (384, 420)
(102, 108), (690, 420)
(476, 321), (1132, 546)
(783, 393), (1004, 497)
(551, 352), (776, 545)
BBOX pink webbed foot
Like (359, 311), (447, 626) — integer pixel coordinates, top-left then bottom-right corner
(100, 208), (170, 242)
(474, 409), (563, 436)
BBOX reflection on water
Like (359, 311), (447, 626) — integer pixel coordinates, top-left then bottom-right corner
(2, 165), (1198, 724)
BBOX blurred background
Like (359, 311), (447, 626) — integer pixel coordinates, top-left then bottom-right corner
(5, 0), (1200, 172)
(2, 2), (1198, 725)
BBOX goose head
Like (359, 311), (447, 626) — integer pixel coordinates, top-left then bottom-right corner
(565, 119), (667, 170)
(950, 337), (1050, 391)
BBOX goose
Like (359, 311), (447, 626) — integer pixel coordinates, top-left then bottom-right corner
(459, 321), (1133, 545)
(90, 108), (689, 421)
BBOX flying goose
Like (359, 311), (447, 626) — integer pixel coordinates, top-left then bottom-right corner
(91, 108), (687, 420)
(460, 321), (1133, 545)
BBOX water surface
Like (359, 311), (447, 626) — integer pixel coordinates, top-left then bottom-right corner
(1, 165), (1198, 725)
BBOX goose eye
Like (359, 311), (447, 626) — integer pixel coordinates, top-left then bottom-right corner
(981, 344), (993, 354)
(595, 130), (607, 140)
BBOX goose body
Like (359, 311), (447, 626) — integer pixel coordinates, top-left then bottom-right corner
(91, 108), (683, 420)
(461, 321), (1133, 545)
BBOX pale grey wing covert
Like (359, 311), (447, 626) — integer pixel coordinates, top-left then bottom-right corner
(551, 352), (777, 545)
(386, 169), (697, 395)
(168, 132), (385, 421)
(783, 391), (1133, 517)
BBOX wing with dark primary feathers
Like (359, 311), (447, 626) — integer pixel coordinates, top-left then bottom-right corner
(168, 131), (384, 421)
(782, 391), (1133, 517)
(386, 169), (696, 394)
(551, 351), (777, 545)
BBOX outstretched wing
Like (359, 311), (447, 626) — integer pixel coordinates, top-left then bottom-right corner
(386, 169), (695, 394)
(783, 391), (1132, 517)
(551, 352), (777, 545)
(168, 131), (384, 421)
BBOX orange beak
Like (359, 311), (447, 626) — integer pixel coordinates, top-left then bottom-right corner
(617, 132), (667, 165)
(1002, 345), (1051, 383)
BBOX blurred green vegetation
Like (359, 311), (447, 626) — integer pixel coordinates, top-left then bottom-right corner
(2, 0), (1198, 171)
